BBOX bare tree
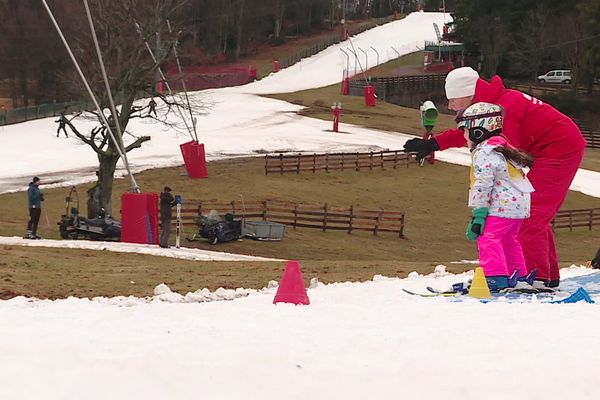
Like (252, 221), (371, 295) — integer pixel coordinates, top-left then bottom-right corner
(273, 0), (288, 41)
(511, 5), (551, 80)
(473, 15), (510, 77)
(556, 12), (585, 90)
(51, 0), (204, 217)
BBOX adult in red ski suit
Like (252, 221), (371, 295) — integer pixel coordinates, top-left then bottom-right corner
(404, 67), (587, 288)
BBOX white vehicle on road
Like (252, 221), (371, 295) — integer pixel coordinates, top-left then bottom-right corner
(537, 70), (572, 84)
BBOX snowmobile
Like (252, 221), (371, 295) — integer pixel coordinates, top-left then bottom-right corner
(187, 210), (242, 244)
(58, 187), (121, 241)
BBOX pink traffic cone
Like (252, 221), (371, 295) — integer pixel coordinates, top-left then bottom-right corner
(273, 260), (310, 305)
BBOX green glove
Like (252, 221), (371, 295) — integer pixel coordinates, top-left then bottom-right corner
(466, 207), (489, 241)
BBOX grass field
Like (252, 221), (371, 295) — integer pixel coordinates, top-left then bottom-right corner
(2, 54), (599, 300)
(1, 155), (598, 299)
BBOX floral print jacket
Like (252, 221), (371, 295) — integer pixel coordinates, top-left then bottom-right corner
(468, 136), (534, 219)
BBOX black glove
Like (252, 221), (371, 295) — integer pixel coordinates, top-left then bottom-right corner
(403, 138), (440, 160)
(40, 193), (45, 202)
(592, 247), (600, 269)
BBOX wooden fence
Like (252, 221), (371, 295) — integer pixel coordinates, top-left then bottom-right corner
(581, 130), (600, 149)
(180, 200), (405, 238)
(551, 208), (600, 231)
(264, 150), (421, 175)
(348, 74), (446, 101)
(508, 82), (600, 96)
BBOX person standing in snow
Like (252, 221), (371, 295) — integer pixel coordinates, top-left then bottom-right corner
(457, 102), (535, 291)
(55, 112), (68, 138)
(25, 176), (44, 239)
(148, 99), (157, 117)
(403, 67), (586, 290)
(159, 186), (176, 248)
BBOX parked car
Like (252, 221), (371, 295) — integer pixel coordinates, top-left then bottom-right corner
(537, 70), (572, 84)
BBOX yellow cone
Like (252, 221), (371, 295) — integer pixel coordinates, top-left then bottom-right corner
(468, 267), (491, 299)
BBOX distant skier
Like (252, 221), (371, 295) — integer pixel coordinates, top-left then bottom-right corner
(159, 186), (177, 248)
(148, 99), (157, 117)
(25, 176), (44, 239)
(55, 112), (68, 137)
(0, 104), (6, 125)
(458, 102), (536, 291)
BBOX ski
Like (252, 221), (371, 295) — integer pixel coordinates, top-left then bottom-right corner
(427, 286), (466, 295)
(402, 288), (458, 297)
(426, 285), (550, 295)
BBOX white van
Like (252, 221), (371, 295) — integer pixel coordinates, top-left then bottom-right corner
(537, 70), (572, 84)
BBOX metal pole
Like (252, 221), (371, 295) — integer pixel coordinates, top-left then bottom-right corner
(370, 46), (380, 67)
(176, 201), (181, 248)
(167, 19), (198, 142)
(340, 48), (350, 78)
(82, 0), (139, 192)
(347, 47), (358, 77)
(41, 0), (138, 193)
(391, 46), (401, 66)
(443, 0), (446, 24)
(359, 47), (368, 72)
(134, 22), (195, 141)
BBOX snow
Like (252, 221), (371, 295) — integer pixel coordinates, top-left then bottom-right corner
(1, 12), (600, 399)
(0, 236), (280, 261)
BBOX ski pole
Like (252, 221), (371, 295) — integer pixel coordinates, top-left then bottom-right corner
(175, 195), (182, 248)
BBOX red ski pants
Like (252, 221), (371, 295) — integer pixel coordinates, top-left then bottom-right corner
(518, 148), (585, 281)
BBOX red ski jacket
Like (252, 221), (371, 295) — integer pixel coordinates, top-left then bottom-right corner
(435, 76), (587, 158)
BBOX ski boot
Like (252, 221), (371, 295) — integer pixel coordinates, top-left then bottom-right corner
(532, 279), (558, 293)
(503, 270), (538, 293)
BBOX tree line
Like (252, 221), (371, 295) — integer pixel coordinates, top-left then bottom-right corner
(0, 0), (418, 108)
(452, 0), (600, 87)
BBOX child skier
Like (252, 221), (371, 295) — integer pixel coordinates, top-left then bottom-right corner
(458, 102), (536, 292)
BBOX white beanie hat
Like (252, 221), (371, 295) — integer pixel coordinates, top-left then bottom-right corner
(445, 67), (479, 99)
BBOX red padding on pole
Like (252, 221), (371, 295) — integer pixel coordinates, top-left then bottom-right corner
(121, 192), (159, 244)
(180, 140), (208, 179)
(364, 85), (376, 107)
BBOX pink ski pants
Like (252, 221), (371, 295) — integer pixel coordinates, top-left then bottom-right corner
(478, 216), (527, 278)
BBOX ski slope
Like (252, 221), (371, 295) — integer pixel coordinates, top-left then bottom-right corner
(1, 12), (600, 400)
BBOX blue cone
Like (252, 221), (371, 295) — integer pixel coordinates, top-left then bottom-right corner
(551, 287), (595, 304)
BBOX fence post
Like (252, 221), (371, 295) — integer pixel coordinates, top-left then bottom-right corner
(590, 209), (594, 230)
(262, 200), (267, 221)
(399, 212), (405, 238)
(294, 203), (298, 230)
(380, 151), (384, 169)
(393, 151), (398, 169)
(355, 152), (360, 171)
(296, 154), (301, 174)
(348, 205), (354, 234)
(231, 201), (236, 215)
(198, 202), (203, 218)
(374, 209), (383, 236)
(279, 154), (283, 175)
(323, 203), (328, 231)
(369, 151), (373, 170)
(341, 153), (345, 171)
(325, 153), (329, 173)
(265, 155), (268, 175)
(569, 211), (573, 231)
(313, 153), (317, 173)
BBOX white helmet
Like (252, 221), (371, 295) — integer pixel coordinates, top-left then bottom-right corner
(456, 102), (504, 144)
